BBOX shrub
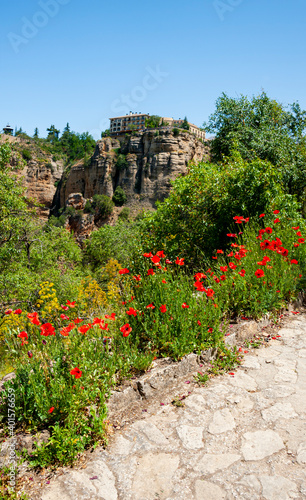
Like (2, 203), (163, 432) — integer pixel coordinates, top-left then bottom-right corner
(92, 194), (114, 218)
(173, 128), (180, 137)
(118, 207), (130, 220)
(116, 154), (128, 171)
(84, 199), (95, 214)
(112, 187), (127, 207)
(22, 149), (32, 161)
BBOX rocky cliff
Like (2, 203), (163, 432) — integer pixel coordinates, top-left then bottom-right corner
(58, 129), (209, 213)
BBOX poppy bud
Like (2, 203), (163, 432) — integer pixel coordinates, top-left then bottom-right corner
(28, 351), (33, 358)
(42, 339), (47, 345)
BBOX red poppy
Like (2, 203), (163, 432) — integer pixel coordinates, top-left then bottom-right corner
(78, 325), (91, 334)
(255, 269), (265, 278)
(162, 279), (167, 283)
(147, 268), (155, 276)
(143, 252), (153, 258)
(120, 323), (132, 337)
(119, 268), (129, 275)
(105, 313), (116, 320)
(216, 249), (224, 254)
(48, 407), (55, 414)
(133, 275), (141, 281)
(93, 317), (103, 325)
(70, 367), (82, 379)
(182, 303), (189, 309)
(194, 281), (205, 292)
(208, 328), (213, 333)
(175, 257), (185, 265)
(229, 262), (237, 270)
(61, 305), (69, 311)
(151, 255), (160, 264)
(273, 210), (280, 214)
(160, 305), (167, 313)
(27, 312), (41, 325)
(66, 300), (76, 308)
(265, 227), (273, 235)
(212, 256), (217, 260)
(220, 275), (226, 281)
(126, 307), (137, 317)
(146, 304), (155, 309)
(60, 327), (70, 336)
(274, 218), (280, 224)
(4, 309), (13, 315)
(27, 351), (33, 358)
(219, 266), (228, 273)
(14, 309), (22, 315)
(18, 331), (28, 340)
(296, 231), (302, 236)
(60, 313), (69, 320)
(165, 259), (172, 264)
(281, 248), (288, 257)
(226, 233), (237, 238)
(238, 269), (246, 277)
(40, 323), (55, 336)
(259, 213), (265, 218)
(99, 323), (109, 331)
(197, 320), (202, 326)
(292, 226), (299, 230)
(205, 289), (215, 298)
(194, 272), (207, 281)
(156, 250), (165, 258)
(298, 238), (305, 244)
(227, 251), (234, 257)
(291, 259), (298, 265)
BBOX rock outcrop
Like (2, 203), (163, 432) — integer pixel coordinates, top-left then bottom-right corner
(58, 129), (209, 212)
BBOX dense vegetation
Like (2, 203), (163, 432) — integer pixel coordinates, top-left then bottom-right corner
(1, 93), (306, 495)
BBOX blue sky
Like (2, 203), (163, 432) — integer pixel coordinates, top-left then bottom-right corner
(1, 0), (306, 139)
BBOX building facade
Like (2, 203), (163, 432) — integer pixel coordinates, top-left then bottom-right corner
(109, 113), (205, 140)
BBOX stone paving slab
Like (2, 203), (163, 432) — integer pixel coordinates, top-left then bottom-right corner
(36, 316), (306, 499)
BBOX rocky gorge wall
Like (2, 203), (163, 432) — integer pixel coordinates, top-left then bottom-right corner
(57, 129), (210, 213)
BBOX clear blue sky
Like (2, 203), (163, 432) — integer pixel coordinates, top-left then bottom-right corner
(1, 0), (305, 139)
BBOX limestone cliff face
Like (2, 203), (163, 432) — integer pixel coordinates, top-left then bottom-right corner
(59, 129), (209, 211)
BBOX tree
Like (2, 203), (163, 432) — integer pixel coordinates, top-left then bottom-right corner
(204, 92), (306, 198)
(33, 128), (39, 138)
(47, 125), (60, 143)
(145, 116), (162, 128)
(181, 117), (190, 130)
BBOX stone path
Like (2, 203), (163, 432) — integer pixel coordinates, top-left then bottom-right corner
(40, 317), (306, 500)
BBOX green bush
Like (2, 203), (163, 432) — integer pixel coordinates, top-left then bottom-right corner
(173, 128), (180, 137)
(116, 154), (128, 171)
(118, 207), (130, 220)
(84, 199), (95, 214)
(112, 186), (127, 206)
(22, 149), (32, 161)
(92, 194), (114, 217)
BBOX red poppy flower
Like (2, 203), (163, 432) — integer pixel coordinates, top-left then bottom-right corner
(143, 252), (153, 258)
(281, 248), (288, 257)
(296, 231), (302, 236)
(227, 251), (234, 257)
(78, 325), (91, 334)
(238, 269), (246, 277)
(119, 268), (129, 275)
(99, 323), (109, 331)
(126, 307), (137, 317)
(151, 255), (160, 264)
(226, 233), (237, 238)
(220, 275), (226, 281)
(255, 269), (265, 278)
(40, 323), (55, 336)
(257, 261), (266, 266)
(294, 242), (299, 247)
(208, 328), (213, 333)
(273, 209), (280, 214)
(194, 272), (207, 281)
(229, 262), (237, 270)
(216, 249), (224, 254)
(292, 226), (299, 230)
(93, 317), (103, 325)
(175, 257), (185, 265)
(259, 213), (265, 218)
(162, 279), (167, 283)
(60, 313), (69, 320)
(265, 227), (273, 235)
(18, 331), (28, 340)
(182, 303), (189, 309)
(70, 367), (82, 379)
(291, 259), (298, 265)
(197, 320), (202, 326)
(160, 305), (167, 313)
(146, 304), (155, 309)
(165, 259), (172, 264)
(66, 300), (76, 308)
(120, 323), (132, 337)
(60, 327), (70, 336)
(48, 407), (55, 414)
(27, 351), (33, 358)
(298, 238), (305, 244)
(147, 269), (155, 276)
(61, 305), (69, 311)
(156, 250), (165, 258)
(274, 218), (280, 224)
(205, 289), (215, 298)
(4, 309), (13, 315)
(133, 275), (141, 281)
(105, 313), (116, 320)
(14, 309), (22, 314)
(27, 312), (41, 325)
(212, 256), (217, 260)
(194, 281), (205, 292)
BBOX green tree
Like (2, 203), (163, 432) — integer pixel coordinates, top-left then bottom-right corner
(145, 116), (162, 128)
(112, 186), (127, 206)
(204, 92), (306, 197)
(180, 117), (190, 130)
(47, 125), (60, 143)
(33, 128), (39, 138)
